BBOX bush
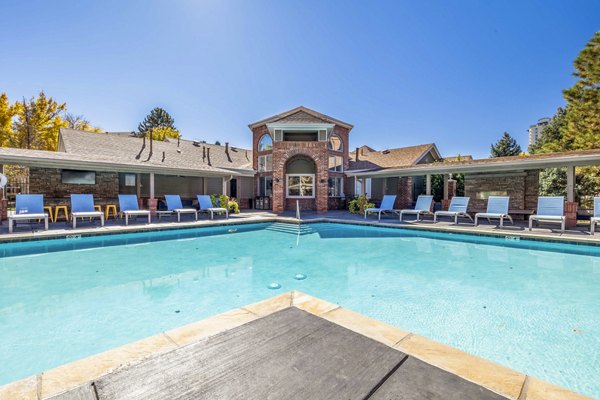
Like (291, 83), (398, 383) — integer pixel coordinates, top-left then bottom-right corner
(210, 194), (240, 214)
(348, 195), (375, 215)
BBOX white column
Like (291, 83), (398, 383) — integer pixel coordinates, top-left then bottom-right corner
(426, 174), (431, 195)
(566, 165), (575, 202)
(443, 174), (449, 200)
(149, 173), (155, 199)
(222, 177), (227, 195)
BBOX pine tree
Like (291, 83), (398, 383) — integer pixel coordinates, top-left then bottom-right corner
(137, 107), (179, 139)
(562, 31), (600, 150)
(490, 132), (521, 157)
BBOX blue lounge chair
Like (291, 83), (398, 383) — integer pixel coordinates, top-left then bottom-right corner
(364, 195), (397, 221)
(8, 194), (49, 233)
(118, 195), (151, 226)
(474, 196), (513, 227)
(197, 195), (229, 220)
(158, 195), (197, 222)
(529, 196), (565, 233)
(434, 197), (473, 224)
(71, 194), (104, 229)
(399, 195), (434, 222)
(591, 197), (600, 235)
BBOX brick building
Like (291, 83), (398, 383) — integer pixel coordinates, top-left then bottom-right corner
(1, 105), (599, 226)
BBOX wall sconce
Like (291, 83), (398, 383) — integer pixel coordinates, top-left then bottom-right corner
(275, 178), (280, 183)
(320, 179), (326, 183)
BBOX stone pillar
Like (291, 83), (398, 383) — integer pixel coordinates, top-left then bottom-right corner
(447, 179), (456, 199)
(147, 198), (158, 216)
(397, 177), (414, 209)
(565, 201), (578, 229)
(441, 179), (456, 210)
(0, 199), (7, 222)
(426, 174), (431, 195)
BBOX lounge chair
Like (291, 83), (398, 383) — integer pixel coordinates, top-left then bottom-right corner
(197, 195), (229, 220)
(158, 195), (198, 222)
(433, 197), (473, 224)
(399, 195), (434, 222)
(529, 196), (565, 233)
(591, 197), (600, 235)
(8, 194), (49, 233)
(71, 194), (104, 229)
(474, 196), (513, 227)
(364, 195), (397, 221)
(118, 194), (151, 226)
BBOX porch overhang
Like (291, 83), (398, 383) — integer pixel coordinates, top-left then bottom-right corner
(345, 149), (600, 178)
(0, 148), (251, 178)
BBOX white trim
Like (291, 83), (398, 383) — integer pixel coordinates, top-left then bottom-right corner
(286, 173), (315, 199)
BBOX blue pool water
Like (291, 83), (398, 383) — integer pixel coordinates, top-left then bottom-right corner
(0, 222), (599, 397)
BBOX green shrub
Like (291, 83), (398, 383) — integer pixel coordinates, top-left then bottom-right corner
(210, 194), (240, 214)
(348, 195), (375, 214)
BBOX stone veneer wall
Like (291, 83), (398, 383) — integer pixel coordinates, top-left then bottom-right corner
(29, 167), (119, 201)
(464, 170), (539, 211)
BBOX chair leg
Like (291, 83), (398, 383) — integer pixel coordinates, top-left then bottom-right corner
(73, 217), (77, 229)
(100, 215), (105, 227)
(147, 213), (151, 224)
(500, 216), (504, 228)
(561, 219), (565, 233)
(378, 211), (381, 221)
(454, 214), (458, 225)
(474, 216), (478, 226)
(226, 210), (229, 219)
(399, 212), (403, 222)
(529, 218), (533, 231)
(433, 214), (438, 223)
(194, 212), (198, 221)
(125, 214), (129, 226)
(9, 219), (13, 234)
(177, 212), (181, 222)
(44, 216), (48, 231)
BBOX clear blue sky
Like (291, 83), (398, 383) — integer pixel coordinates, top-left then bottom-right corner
(0, 0), (598, 158)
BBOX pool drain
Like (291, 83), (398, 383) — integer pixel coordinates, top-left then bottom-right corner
(268, 282), (281, 290)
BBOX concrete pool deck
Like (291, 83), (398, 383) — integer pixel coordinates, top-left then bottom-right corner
(0, 292), (590, 400)
(0, 209), (599, 246)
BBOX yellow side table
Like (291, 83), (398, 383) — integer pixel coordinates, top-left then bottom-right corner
(94, 205), (102, 212)
(54, 205), (69, 222)
(44, 206), (54, 223)
(105, 204), (118, 220)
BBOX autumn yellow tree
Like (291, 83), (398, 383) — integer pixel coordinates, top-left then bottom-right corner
(63, 113), (102, 132)
(11, 92), (68, 150)
(0, 93), (17, 147)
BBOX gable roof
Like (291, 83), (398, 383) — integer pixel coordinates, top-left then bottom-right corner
(248, 106), (353, 130)
(348, 144), (441, 171)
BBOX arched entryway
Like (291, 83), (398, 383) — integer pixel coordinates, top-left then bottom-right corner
(283, 155), (317, 211)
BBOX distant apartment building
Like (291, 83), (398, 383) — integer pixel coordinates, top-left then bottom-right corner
(528, 117), (551, 146)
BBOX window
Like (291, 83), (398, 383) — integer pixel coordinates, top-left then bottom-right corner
(62, 170), (96, 185)
(258, 154), (272, 172)
(274, 129), (283, 141)
(318, 129), (327, 141)
(286, 174), (314, 198)
(329, 155), (343, 172)
(124, 173), (136, 187)
(328, 135), (343, 151)
(258, 135), (273, 151)
(328, 177), (343, 197)
(259, 176), (273, 196)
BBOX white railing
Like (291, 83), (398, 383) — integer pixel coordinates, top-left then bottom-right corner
(296, 200), (301, 221)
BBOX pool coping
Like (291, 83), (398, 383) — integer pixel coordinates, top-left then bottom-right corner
(1, 214), (600, 248)
(0, 291), (591, 400)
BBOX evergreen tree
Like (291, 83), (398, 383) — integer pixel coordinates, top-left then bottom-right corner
(562, 31), (600, 150)
(215, 140), (221, 145)
(490, 132), (521, 157)
(137, 107), (179, 139)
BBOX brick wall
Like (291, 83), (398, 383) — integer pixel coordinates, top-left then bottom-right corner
(251, 123), (351, 213)
(396, 177), (414, 209)
(29, 168), (119, 203)
(464, 170), (539, 211)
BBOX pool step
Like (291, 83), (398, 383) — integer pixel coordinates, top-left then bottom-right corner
(265, 223), (316, 235)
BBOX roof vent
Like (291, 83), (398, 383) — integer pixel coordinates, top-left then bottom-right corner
(382, 149), (391, 154)
(193, 141), (201, 147)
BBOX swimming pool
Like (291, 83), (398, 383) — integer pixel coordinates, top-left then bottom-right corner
(0, 222), (598, 397)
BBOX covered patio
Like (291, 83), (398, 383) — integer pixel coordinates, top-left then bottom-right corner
(346, 149), (600, 230)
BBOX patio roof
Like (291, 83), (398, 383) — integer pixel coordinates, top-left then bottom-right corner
(346, 148), (600, 177)
(0, 129), (256, 178)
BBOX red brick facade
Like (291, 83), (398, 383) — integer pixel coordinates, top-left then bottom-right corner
(250, 110), (351, 213)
